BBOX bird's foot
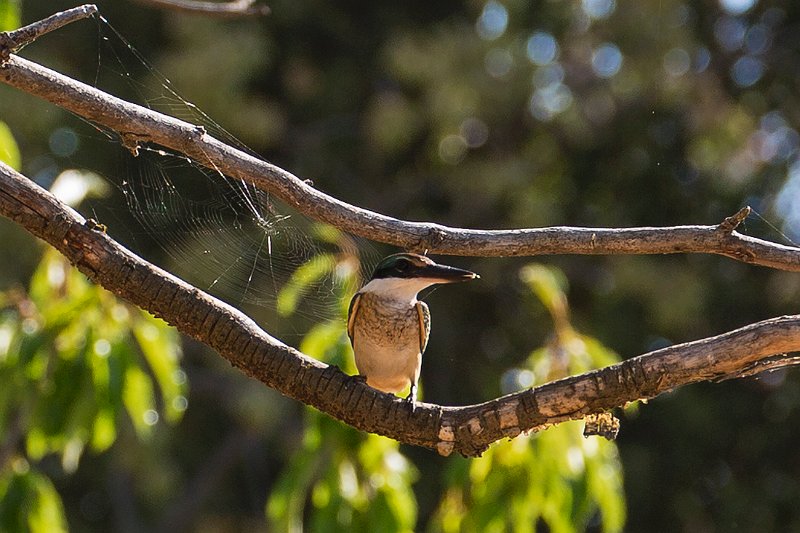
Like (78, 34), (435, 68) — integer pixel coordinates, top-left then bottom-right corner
(405, 385), (418, 413)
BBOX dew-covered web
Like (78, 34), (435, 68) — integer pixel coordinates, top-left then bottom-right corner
(86, 15), (381, 339)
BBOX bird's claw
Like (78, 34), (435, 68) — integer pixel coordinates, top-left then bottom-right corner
(406, 385), (417, 413)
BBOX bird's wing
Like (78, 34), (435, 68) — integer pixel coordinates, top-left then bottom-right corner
(415, 301), (431, 353)
(346, 292), (362, 345)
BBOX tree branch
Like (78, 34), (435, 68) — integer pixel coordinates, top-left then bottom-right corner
(131, 0), (270, 18)
(1, 12), (799, 269)
(0, 4), (97, 61)
(2, 160), (800, 457)
(3, 8), (800, 457)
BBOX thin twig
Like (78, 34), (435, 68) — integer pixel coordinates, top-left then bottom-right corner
(0, 5), (97, 60)
(131, 0), (270, 17)
(2, 54), (800, 270)
(718, 206), (751, 235)
(2, 160), (800, 457)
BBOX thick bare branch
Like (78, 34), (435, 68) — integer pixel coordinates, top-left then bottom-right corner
(2, 160), (799, 457)
(3, 8), (800, 457)
(131, 0), (270, 17)
(0, 34), (799, 268)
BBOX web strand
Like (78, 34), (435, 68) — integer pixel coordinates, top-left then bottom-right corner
(748, 208), (799, 248)
(86, 15), (381, 339)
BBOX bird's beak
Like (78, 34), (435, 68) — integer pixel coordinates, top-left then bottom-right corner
(418, 263), (479, 284)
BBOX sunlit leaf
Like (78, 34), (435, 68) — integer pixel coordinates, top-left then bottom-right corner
(28, 250), (94, 324)
(276, 253), (337, 316)
(0, 0), (19, 31)
(311, 223), (343, 245)
(49, 169), (112, 208)
(0, 465), (67, 533)
(26, 470), (67, 533)
(299, 320), (351, 369)
(122, 363), (156, 438)
(0, 121), (21, 169)
(2, 245), (188, 492)
(132, 313), (185, 422)
(91, 407), (117, 452)
(520, 264), (569, 323)
(24, 428), (48, 462)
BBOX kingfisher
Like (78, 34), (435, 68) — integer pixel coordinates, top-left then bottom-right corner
(347, 253), (478, 408)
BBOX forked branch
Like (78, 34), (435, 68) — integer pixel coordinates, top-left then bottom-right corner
(0, 4), (97, 60)
(2, 8), (800, 457)
(2, 160), (800, 457)
(1, 7), (800, 269)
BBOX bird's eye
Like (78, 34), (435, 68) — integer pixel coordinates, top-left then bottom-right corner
(396, 259), (410, 271)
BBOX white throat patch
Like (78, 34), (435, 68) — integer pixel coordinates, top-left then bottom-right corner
(359, 277), (437, 305)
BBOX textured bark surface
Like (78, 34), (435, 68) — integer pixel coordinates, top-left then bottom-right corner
(1, 50), (800, 268)
(3, 160), (800, 457)
(3, 9), (800, 457)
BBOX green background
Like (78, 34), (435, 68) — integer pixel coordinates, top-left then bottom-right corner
(1, 0), (800, 531)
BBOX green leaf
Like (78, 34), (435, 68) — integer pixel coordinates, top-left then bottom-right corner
(91, 407), (117, 452)
(26, 348), (93, 453)
(0, 0), (20, 33)
(311, 223), (343, 245)
(0, 464), (67, 533)
(122, 363), (157, 438)
(0, 121), (21, 169)
(28, 249), (94, 321)
(519, 264), (569, 318)
(85, 329), (122, 452)
(27, 471), (67, 533)
(267, 435), (325, 532)
(132, 313), (185, 422)
(299, 320), (351, 369)
(49, 169), (112, 208)
(276, 253), (336, 316)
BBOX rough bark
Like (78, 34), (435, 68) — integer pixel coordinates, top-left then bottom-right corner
(3, 160), (800, 457)
(1, 41), (799, 268)
(2, 7), (800, 457)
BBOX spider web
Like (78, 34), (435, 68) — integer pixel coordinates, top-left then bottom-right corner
(84, 15), (381, 339)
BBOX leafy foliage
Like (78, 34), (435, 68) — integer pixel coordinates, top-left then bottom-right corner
(268, 244), (418, 533)
(2, 0), (800, 530)
(430, 264), (625, 533)
(0, 463), (66, 533)
(0, 247), (186, 530)
(267, 353), (419, 533)
(269, 254), (625, 532)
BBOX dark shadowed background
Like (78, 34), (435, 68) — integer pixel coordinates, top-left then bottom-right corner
(2, 0), (800, 531)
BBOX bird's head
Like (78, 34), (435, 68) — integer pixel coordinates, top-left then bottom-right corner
(361, 253), (478, 301)
(371, 253), (478, 283)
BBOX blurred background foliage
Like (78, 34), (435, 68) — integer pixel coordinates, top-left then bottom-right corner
(1, 0), (800, 530)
